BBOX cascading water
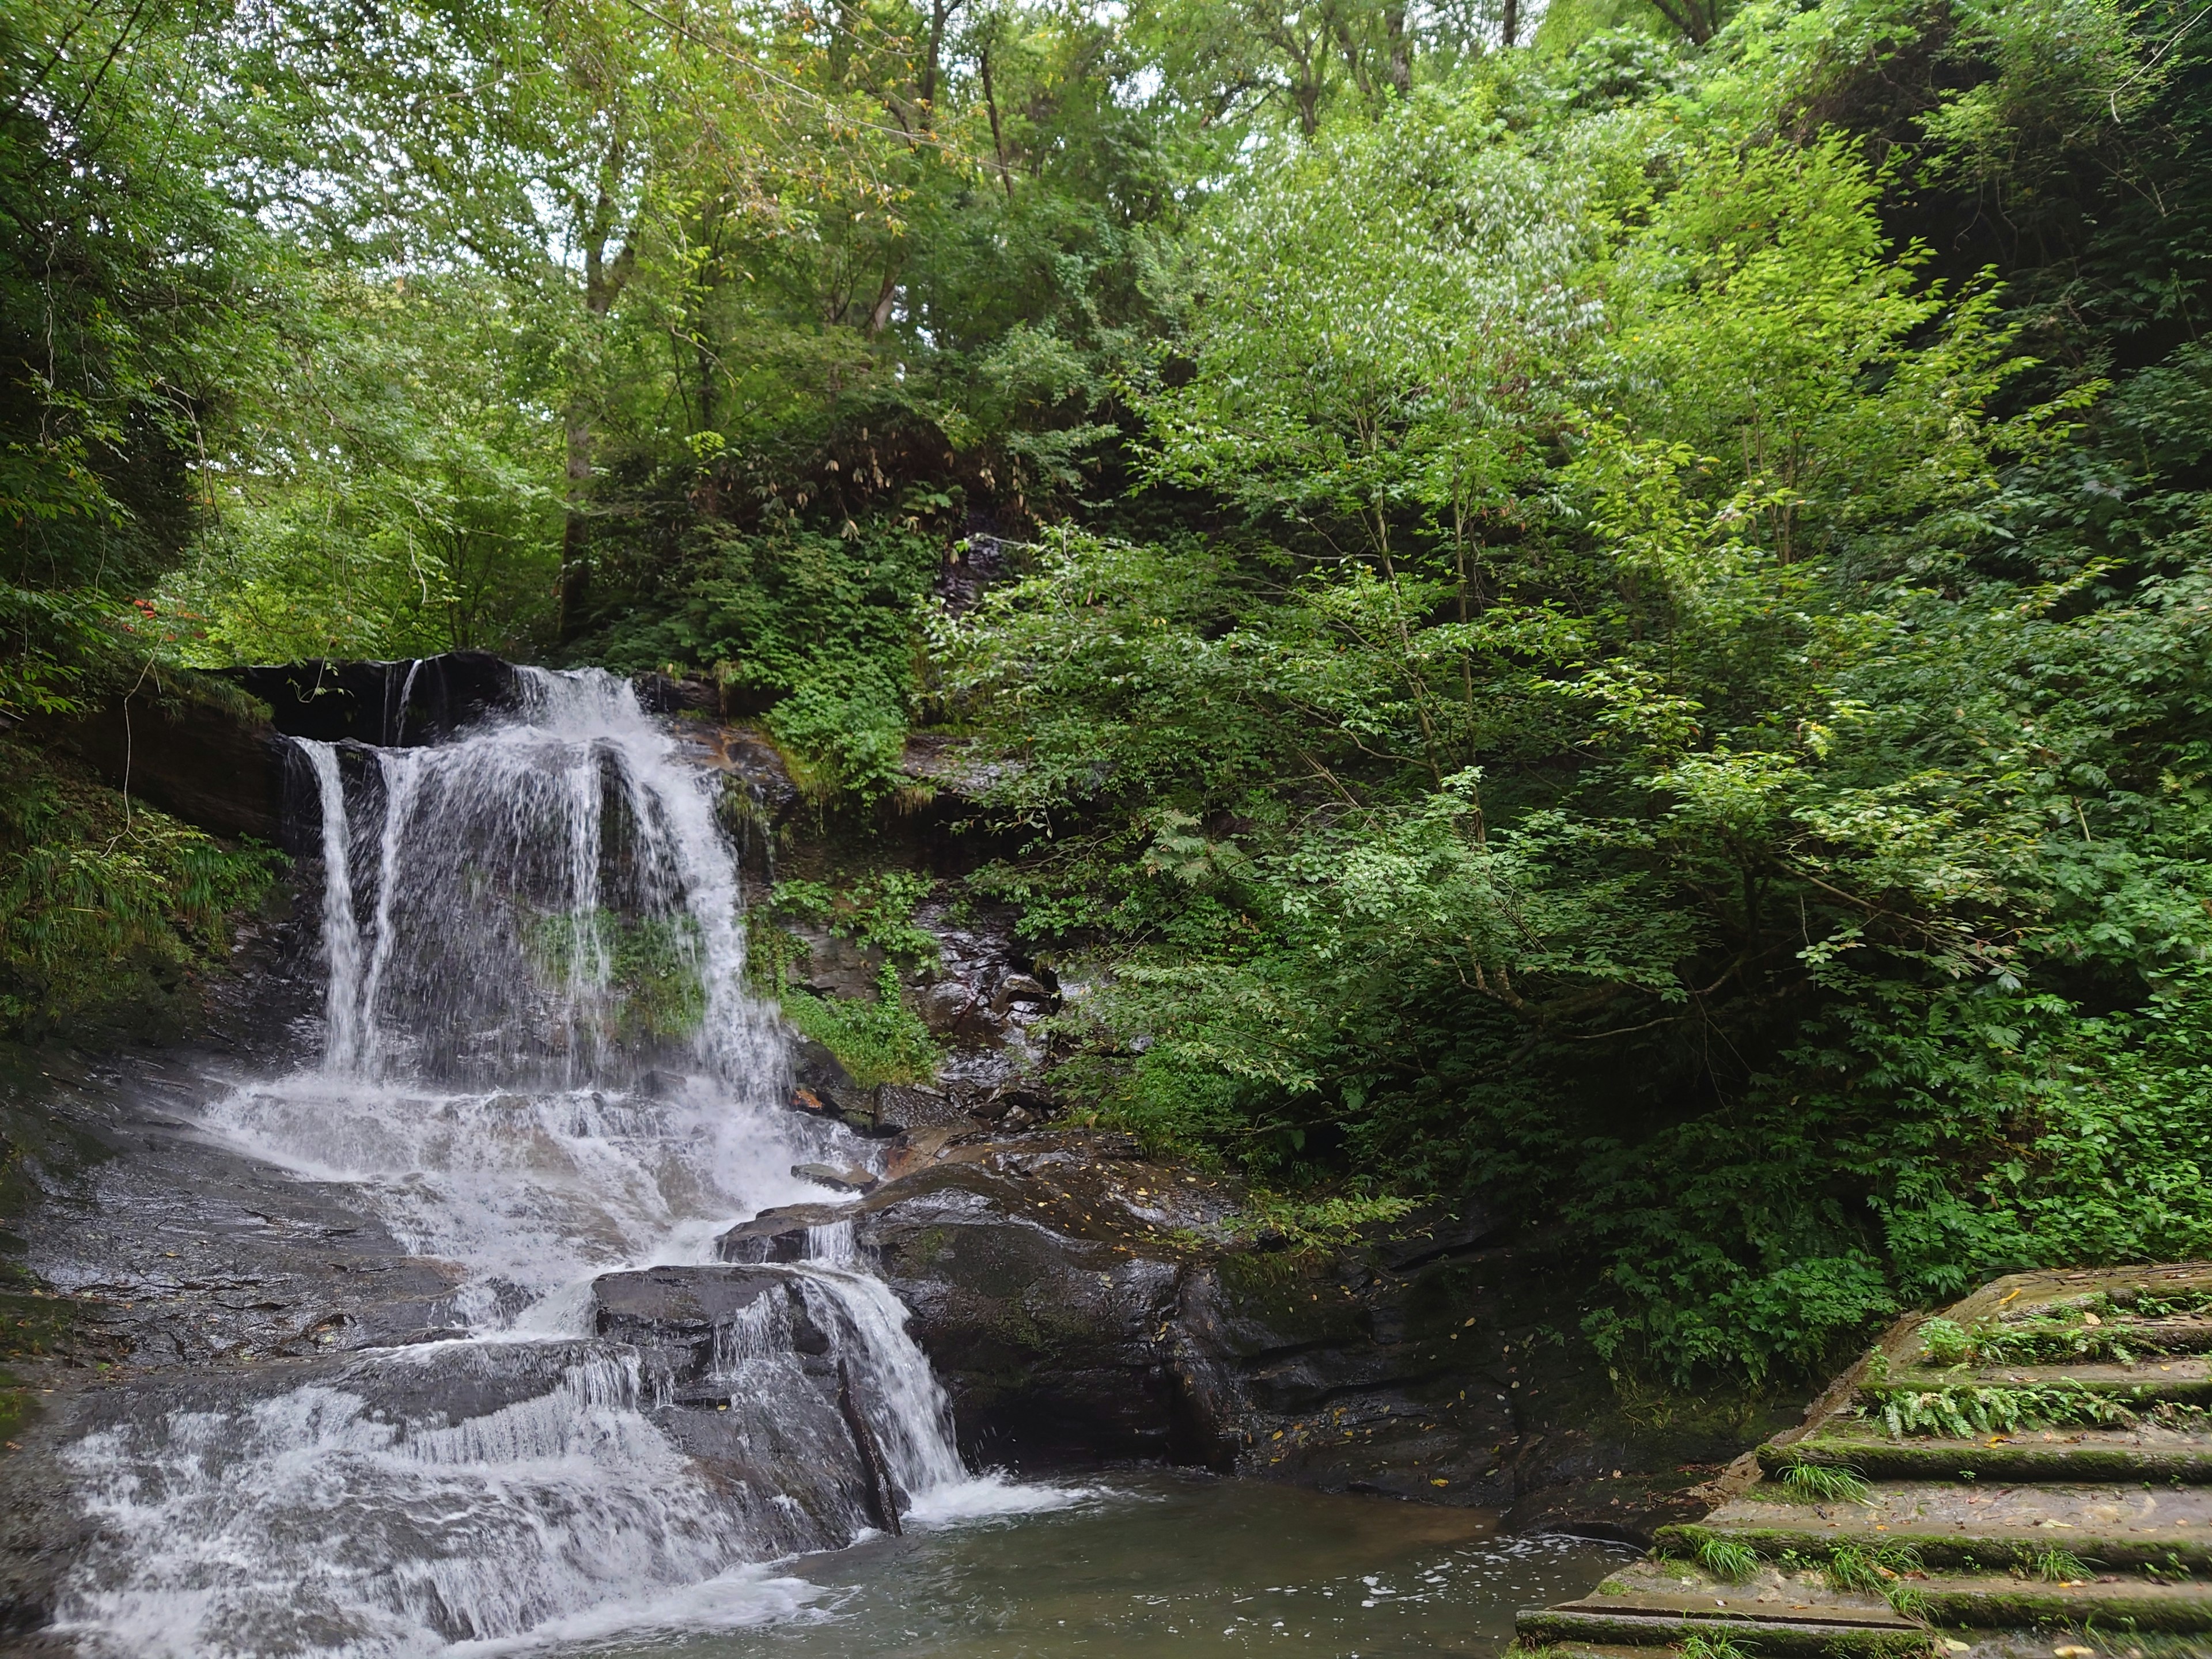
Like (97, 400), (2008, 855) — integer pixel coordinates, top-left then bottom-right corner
(52, 669), (1050, 1658)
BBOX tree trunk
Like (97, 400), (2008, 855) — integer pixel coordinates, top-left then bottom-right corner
(555, 162), (638, 645)
(1501, 0), (1520, 49)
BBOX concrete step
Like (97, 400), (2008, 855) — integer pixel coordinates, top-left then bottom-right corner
(1662, 1477), (2212, 1574)
(1762, 1427), (2212, 1486)
(1513, 1605), (1934, 1657)
(1861, 1357), (2212, 1409)
(1913, 1574), (2212, 1631)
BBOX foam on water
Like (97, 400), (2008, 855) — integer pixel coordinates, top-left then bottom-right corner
(54, 668), (1051, 1658)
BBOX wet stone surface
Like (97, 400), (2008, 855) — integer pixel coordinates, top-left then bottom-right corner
(722, 1126), (1763, 1531)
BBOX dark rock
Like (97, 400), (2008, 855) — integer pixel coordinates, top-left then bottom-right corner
(857, 1160), (1190, 1464)
(871, 1084), (971, 1132)
(222, 653), (524, 746)
(33, 682), (285, 843)
(630, 672), (719, 716)
(792, 1163), (877, 1194)
(709, 1126), (1783, 1533)
(789, 926), (887, 1002)
(717, 1203), (847, 1264)
(592, 1264), (816, 1398)
(586, 1263), (918, 1541)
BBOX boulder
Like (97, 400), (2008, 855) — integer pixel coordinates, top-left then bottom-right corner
(710, 1128), (1759, 1533)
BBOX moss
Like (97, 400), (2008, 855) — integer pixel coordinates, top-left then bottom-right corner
(1762, 1437), (2212, 1486)
(1514, 1608), (1933, 1658)
(1920, 1584), (2212, 1632)
(1658, 1524), (2212, 1577)
(777, 974), (940, 1088)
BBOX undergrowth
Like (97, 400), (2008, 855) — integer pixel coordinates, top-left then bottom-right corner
(0, 738), (278, 1040)
(1865, 1381), (2138, 1439)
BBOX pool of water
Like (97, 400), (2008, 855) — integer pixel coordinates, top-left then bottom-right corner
(571, 1471), (1633, 1659)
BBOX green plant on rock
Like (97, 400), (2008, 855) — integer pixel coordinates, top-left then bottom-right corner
(1827, 1543), (1923, 1596)
(1677, 1633), (1751, 1659)
(1781, 1462), (1872, 1504)
(525, 914), (707, 1042)
(777, 965), (941, 1088)
(751, 870), (940, 983)
(1229, 1190), (1425, 1251)
(2032, 1547), (2094, 1584)
(1696, 1536), (1762, 1583)
(1923, 1298), (2205, 1369)
(2141, 1551), (2194, 1583)
(0, 739), (281, 1040)
(1915, 1319), (1975, 1368)
(1870, 1381), (2137, 1440)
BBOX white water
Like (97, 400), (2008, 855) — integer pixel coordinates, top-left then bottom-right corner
(55, 668), (1056, 1659)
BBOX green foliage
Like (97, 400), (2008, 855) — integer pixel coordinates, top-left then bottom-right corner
(777, 969), (942, 1089)
(1677, 1631), (1752, 1659)
(1696, 1536), (1762, 1582)
(926, 0), (2212, 1387)
(13, 0), (2212, 1398)
(1779, 1463), (1870, 1505)
(748, 870), (942, 1085)
(0, 740), (278, 1039)
(1869, 1381), (2138, 1440)
(2033, 1547), (2094, 1584)
(756, 870), (941, 968)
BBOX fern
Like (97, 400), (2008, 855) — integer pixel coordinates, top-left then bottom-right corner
(1872, 1380), (2135, 1439)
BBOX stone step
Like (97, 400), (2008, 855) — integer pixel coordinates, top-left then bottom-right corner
(1662, 1522), (2212, 1578)
(1513, 1605), (1935, 1657)
(1859, 1356), (2212, 1407)
(1762, 1429), (2212, 1486)
(1912, 1575), (2212, 1631)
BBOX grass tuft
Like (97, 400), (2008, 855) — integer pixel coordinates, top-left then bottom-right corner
(1696, 1536), (1761, 1583)
(1781, 1462), (1871, 1504)
(2033, 1547), (2093, 1583)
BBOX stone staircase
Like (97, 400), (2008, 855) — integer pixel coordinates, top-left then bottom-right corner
(1516, 1263), (2212, 1658)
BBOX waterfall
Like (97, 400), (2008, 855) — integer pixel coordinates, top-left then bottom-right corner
(55, 669), (1036, 1658)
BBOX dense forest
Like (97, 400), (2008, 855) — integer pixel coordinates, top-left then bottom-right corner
(6, 0), (2212, 1388)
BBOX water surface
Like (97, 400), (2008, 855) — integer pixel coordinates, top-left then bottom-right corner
(584, 1472), (1630, 1659)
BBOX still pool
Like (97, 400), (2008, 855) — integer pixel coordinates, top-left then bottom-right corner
(583, 1471), (1633, 1659)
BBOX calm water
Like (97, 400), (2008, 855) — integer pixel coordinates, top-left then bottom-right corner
(575, 1471), (1631, 1659)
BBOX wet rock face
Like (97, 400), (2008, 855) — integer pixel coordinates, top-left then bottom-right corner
(723, 1127), (1764, 1534)
(225, 652), (524, 747)
(721, 1135), (1203, 1464)
(584, 1264), (885, 1539)
(714, 1133), (1513, 1492)
(907, 900), (1059, 1104)
(592, 1265), (826, 1400)
(34, 685), (286, 844)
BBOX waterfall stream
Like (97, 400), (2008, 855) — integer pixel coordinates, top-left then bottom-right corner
(52, 670), (1049, 1658)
